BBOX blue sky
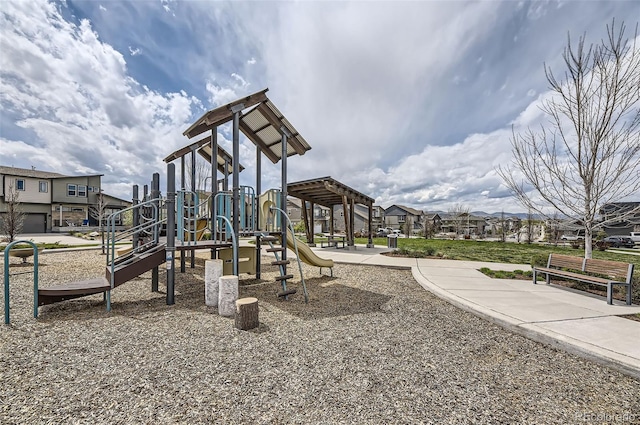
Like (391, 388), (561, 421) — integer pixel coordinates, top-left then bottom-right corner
(1, 0), (637, 212)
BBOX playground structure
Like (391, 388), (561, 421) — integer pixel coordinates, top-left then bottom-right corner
(3, 89), (383, 322)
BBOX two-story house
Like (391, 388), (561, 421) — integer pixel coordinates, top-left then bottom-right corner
(0, 166), (130, 233)
(332, 204), (385, 235)
(287, 198), (331, 233)
(439, 212), (489, 236)
(384, 205), (424, 234)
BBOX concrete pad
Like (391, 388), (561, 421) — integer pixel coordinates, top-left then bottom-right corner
(525, 316), (640, 368)
(448, 290), (608, 320)
(427, 276), (517, 291)
(417, 266), (488, 279)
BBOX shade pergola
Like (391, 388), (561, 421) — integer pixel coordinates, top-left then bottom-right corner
(287, 176), (375, 247)
(182, 89), (311, 164)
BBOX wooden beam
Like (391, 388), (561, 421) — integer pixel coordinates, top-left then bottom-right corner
(257, 103), (308, 155)
(342, 195), (349, 242)
(239, 120), (280, 164)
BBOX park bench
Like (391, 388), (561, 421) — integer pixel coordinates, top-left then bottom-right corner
(533, 253), (634, 305)
(321, 234), (346, 249)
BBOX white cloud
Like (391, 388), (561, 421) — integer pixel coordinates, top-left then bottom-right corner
(99, 5), (107, 12)
(128, 46), (141, 56)
(247, 57), (256, 65)
(0, 1), (199, 198)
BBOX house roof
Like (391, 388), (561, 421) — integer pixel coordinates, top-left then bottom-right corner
(287, 176), (375, 208)
(0, 165), (102, 179)
(163, 135), (244, 174)
(385, 205), (424, 216)
(101, 192), (132, 206)
(182, 88), (311, 164)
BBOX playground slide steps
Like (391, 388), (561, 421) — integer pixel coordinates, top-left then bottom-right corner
(106, 244), (166, 287)
(37, 245), (166, 307)
(38, 278), (110, 306)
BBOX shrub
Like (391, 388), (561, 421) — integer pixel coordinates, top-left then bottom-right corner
(530, 254), (548, 268)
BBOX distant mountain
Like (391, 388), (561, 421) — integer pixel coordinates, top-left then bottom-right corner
(472, 211), (544, 219)
(425, 210), (545, 219)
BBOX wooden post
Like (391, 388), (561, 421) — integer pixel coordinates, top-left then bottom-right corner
(234, 297), (259, 330)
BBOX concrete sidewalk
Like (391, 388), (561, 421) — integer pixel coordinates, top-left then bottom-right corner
(301, 243), (640, 379)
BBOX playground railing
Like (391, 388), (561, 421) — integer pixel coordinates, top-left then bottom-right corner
(213, 187), (257, 237)
(106, 198), (162, 271)
(3, 240), (40, 324)
(177, 190), (213, 245)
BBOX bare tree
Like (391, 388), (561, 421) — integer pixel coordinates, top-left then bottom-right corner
(0, 181), (26, 242)
(89, 190), (107, 254)
(448, 203), (469, 238)
(499, 210), (507, 242)
(404, 216), (412, 237)
(423, 216), (436, 239)
(525, 210), (535, 244)
(185, 156), (212, 193)
(498, 20), (640, 258)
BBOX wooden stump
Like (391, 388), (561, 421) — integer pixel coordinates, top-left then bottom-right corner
(234, 297), (259, 330)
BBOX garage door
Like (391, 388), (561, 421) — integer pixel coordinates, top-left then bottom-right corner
(21, 213), (46, 233)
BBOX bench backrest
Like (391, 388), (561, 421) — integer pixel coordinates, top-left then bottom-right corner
(584, 258), (633, 283)
(548, 254), (633, 283)
(548, 254), (584, 271)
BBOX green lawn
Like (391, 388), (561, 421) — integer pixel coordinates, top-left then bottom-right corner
(355, 237), (640, 303)
(356, 237), (640, 266)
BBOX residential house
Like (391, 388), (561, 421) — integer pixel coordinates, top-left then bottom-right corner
(440, 212), (489, 236)
(599, 202), (640, 234)
(384, 205), (424, 234)
(0, 165), (129, 233)
(286, 197), (331, 233)
(422, 212), (442, 237)
(329, 204), (382, 235)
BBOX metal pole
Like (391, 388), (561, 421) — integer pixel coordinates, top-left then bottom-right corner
(166, 163), (176, 305)
(280, 130), (288, 279)
(256, 146), (262, 278)
(151, 173), (160, 292)
(132, 185), (139, 248)
(232, 111), (240, 244)
(190, 148), (196, 268)
(211, 129), (217, 259)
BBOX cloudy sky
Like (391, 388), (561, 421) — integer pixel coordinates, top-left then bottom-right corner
(1, 0), (637, 213)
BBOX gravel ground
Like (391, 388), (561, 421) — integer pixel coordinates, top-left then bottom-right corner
(1, 250), (639, 424)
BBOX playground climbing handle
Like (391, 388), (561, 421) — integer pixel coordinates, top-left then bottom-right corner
(3, 240), (40, 324)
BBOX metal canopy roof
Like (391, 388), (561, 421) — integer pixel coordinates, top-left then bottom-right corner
(182, 88), (311, 164)
(163, 136), (244, 174)
(287, 176), (375, 208)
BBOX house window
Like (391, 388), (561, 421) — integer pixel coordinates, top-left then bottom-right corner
(88, 187), (93, 192)
(39, 181), (48, 193)
(67, 184), (77, 196)
(94, 186), (99, 192)
(72, 207), (84, 212)
(78, 185), (87, 197)
(16, 179), (25, 191)
(398, 215), (406, 223)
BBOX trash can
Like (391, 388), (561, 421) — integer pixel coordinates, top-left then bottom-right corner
(387, 234), (398, 248)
